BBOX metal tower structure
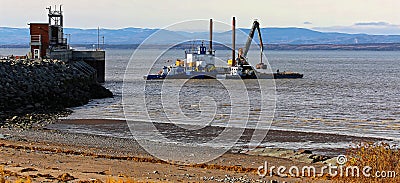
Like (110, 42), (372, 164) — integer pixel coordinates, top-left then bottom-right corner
(47, 5), (67, 50)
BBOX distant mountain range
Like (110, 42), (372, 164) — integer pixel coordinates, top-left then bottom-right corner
(1, 26), (400, 45)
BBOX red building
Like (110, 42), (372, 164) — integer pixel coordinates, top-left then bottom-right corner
(29, 23), (49, 59)
(27, 5), (105, 83)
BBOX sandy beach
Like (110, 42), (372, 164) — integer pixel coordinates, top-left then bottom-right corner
(0, 119), (385, 182)
(2, 0), (400, 182)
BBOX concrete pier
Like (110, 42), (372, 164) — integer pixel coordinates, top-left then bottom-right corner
(50, 50), (105, 83)
(72, 51), (105, 83)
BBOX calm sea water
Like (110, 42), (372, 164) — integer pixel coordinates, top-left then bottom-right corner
(1, 48), (399, 150)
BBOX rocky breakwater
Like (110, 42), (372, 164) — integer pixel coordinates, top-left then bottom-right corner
(0, 59), (113, 128)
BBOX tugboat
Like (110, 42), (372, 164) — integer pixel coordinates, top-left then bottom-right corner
(144, 18), (303, 80)
(145, 41), (219, 80)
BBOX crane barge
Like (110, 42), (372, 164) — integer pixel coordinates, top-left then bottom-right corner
(145, 17), (303, 80)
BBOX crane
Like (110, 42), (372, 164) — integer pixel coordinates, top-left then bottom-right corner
(241, 20), (267, 69)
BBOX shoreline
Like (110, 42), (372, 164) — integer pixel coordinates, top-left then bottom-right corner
(54, 118), (386, 156)
(58, 118), (387, 140)
(0, 123), (321, 182)
(0, 118), (387, 182)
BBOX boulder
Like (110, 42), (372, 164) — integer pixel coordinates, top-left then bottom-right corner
(0, 59), (113, 126)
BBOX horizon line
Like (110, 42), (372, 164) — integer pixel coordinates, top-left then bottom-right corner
(1, 26), (396, 36)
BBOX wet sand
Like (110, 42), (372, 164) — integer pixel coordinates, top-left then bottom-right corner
(55, 119), (384, 156)
(0, 119), (384, 182)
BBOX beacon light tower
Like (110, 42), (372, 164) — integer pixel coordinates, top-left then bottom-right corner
(47, 5), (67, 51)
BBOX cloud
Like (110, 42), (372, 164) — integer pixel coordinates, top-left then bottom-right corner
(313, 22), (400, 35)
(303, 21), (313, 25)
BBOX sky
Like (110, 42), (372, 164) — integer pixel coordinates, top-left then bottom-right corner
(1, 0), (400, 35)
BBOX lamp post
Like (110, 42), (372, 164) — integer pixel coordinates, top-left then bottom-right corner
(65, 33), (71, 48)
(102, 36), (105, 50)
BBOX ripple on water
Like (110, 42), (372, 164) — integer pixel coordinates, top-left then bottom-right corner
(60, 49), (400, 149)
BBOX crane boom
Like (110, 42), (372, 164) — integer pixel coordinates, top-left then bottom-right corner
(242, 20), (264, 58)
